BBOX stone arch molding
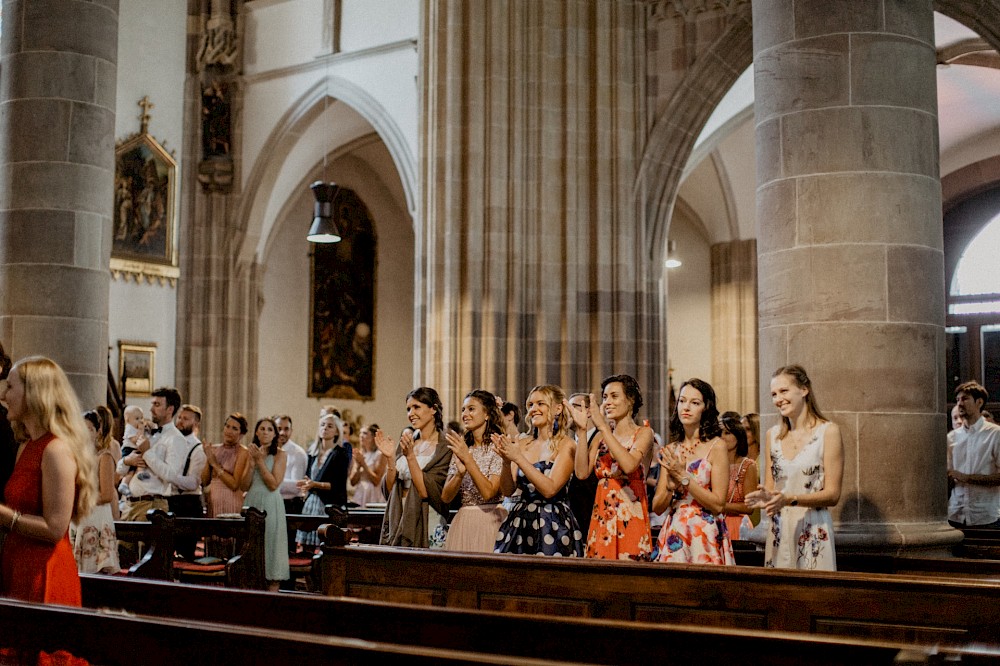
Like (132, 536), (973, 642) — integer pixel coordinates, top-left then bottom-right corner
(636, 5), (752, 270)
(638, 0), (1000, 270)
(238, 75), (416, 265)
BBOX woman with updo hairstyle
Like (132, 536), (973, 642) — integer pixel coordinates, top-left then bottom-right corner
(651, 378), (734, 565)
(569, 374), (653, 560)
(747, 365), (843, 570)
(494, 384), (583, 557)
(442, 389), (508, 552)
(71, 410), (120, 574)
(0, 356), (97, 604)
(376, 387), (453, 548)
(719, 411), (758, 540)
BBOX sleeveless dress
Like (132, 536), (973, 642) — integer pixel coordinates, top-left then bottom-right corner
(71, 450), (120, 574)
(352, 449), (386, 507)
(244, 454), (289, 582)
(0, 433), (82, 604)
(444, 444), (507, 553)
(586, 428), (652, 560)
(655, 445), (735, 565)
(206, 444), (245, 517)
(494, 459), (584, 557)
(724, 457), (753, 540)
(766, 422), (836, 570)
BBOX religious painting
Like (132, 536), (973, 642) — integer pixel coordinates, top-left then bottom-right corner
(111, 121), (179, 284)
(309, 188), (377, 400)
(118, 341), (156, 398)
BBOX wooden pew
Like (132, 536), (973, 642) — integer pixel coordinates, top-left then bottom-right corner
(0, 598), (566, 666)
(319, 542), (1000, 647)
(76, 575), (980, 666)
(956, 528), (1000, 559)
(117, 507), (266, 589)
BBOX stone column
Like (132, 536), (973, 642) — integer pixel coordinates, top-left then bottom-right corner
(420, 0), (663, 421)
(754, 0), (955, 551)
(711, 239), (757, 414)
(0, 1), (118, 407)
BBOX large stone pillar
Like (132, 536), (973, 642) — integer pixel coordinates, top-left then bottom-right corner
(754, 0), (955, 551)
(420, 0), (663, 421)
(0, 1), (118, 407)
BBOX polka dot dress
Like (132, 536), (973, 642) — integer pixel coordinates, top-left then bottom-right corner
(494, 460), (584, 557)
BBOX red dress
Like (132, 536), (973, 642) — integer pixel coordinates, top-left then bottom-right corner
(585, 426), (653, 560)
(1, 433), (82, 605)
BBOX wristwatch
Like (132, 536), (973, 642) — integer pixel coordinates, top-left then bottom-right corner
(789, 496), (799, 506)
(680, 476), (690, 488)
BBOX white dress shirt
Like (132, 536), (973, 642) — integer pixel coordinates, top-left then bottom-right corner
(948, 416), (1000, 526)
(280, 440), (308, 500)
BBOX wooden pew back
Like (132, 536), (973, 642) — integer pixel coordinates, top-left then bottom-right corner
(321, 543), (1000, 646)
(78, 575), (976, 666)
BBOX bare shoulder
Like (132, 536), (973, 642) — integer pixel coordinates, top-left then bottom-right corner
(821, 420), (843, 449)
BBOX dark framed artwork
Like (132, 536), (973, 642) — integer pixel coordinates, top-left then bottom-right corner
(309, 188), (377, 400)
(118, 341), (157, 397)
(110, 122), (179, 284)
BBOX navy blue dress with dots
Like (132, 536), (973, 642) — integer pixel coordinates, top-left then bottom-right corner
(494, 460), (584, 556)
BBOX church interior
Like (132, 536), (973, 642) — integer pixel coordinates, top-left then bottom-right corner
(2, 0), (1000, 661)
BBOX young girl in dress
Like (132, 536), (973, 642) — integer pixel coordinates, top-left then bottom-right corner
(0, 356), (97, 604)
(651, 378), (734, 565)
(72, 410), (120, 574)
(350, 423), (386, 507)
(242, 417), (289, 591)
(569, 375), (653, 560)
(377, 387), (453, 548)
(494, 385), (583, 557)
(719, 411), (757, 540)
(442, 390), (507, 552)
(746, 365), (843, 570)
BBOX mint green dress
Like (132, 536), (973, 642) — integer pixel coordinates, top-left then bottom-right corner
(244, 454), (289, 581)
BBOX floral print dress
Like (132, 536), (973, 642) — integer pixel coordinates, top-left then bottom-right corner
(655, 444), (735, 565)
(765, 421), (836, 571)
(586, 427), (652, 560)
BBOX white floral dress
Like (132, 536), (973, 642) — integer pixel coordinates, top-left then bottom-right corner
(765, 422), (836, 570)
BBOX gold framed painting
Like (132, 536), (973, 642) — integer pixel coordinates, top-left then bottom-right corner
(111, 127), (180, 284)
(118, 341), (157, 397)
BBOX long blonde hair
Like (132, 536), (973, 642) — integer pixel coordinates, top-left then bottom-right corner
(14, 356), (97, 520)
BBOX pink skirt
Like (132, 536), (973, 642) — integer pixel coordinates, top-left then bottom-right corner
(444, 504), (508, 553)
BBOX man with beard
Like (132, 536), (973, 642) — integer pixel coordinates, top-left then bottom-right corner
(168, 404), (209, 559)
(948, 381), (1000, 529)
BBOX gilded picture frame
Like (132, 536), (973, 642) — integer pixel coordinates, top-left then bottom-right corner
(118, 341), (157, 398)
(111, 130), (180, 285)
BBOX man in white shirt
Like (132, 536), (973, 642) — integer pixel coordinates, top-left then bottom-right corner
(169, 404), (209, 558)
(948, 381), (1000, 529)
(276, 414), (307, 551)
(118, 387), (191, 522)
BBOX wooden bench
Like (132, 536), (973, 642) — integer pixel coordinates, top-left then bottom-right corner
(77, 575), (988, 666)
(319, 542), (1000, 647)
(0, 597), (567, 666)
(117, 507), (266, 589)
(955, 528), (1000, 559)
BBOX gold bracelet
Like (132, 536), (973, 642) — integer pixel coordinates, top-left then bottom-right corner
(10, 510), (21, 532)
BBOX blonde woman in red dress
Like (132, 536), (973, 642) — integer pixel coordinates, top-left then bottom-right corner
(0, 356), (97, 604)
(569, 374), (653, 560)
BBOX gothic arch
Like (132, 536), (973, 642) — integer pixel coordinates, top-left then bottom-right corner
(237, 75), (416, 265)
(636, 6), (753, 269)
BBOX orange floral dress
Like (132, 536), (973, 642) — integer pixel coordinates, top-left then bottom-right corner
(585, 427), (652, 560)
